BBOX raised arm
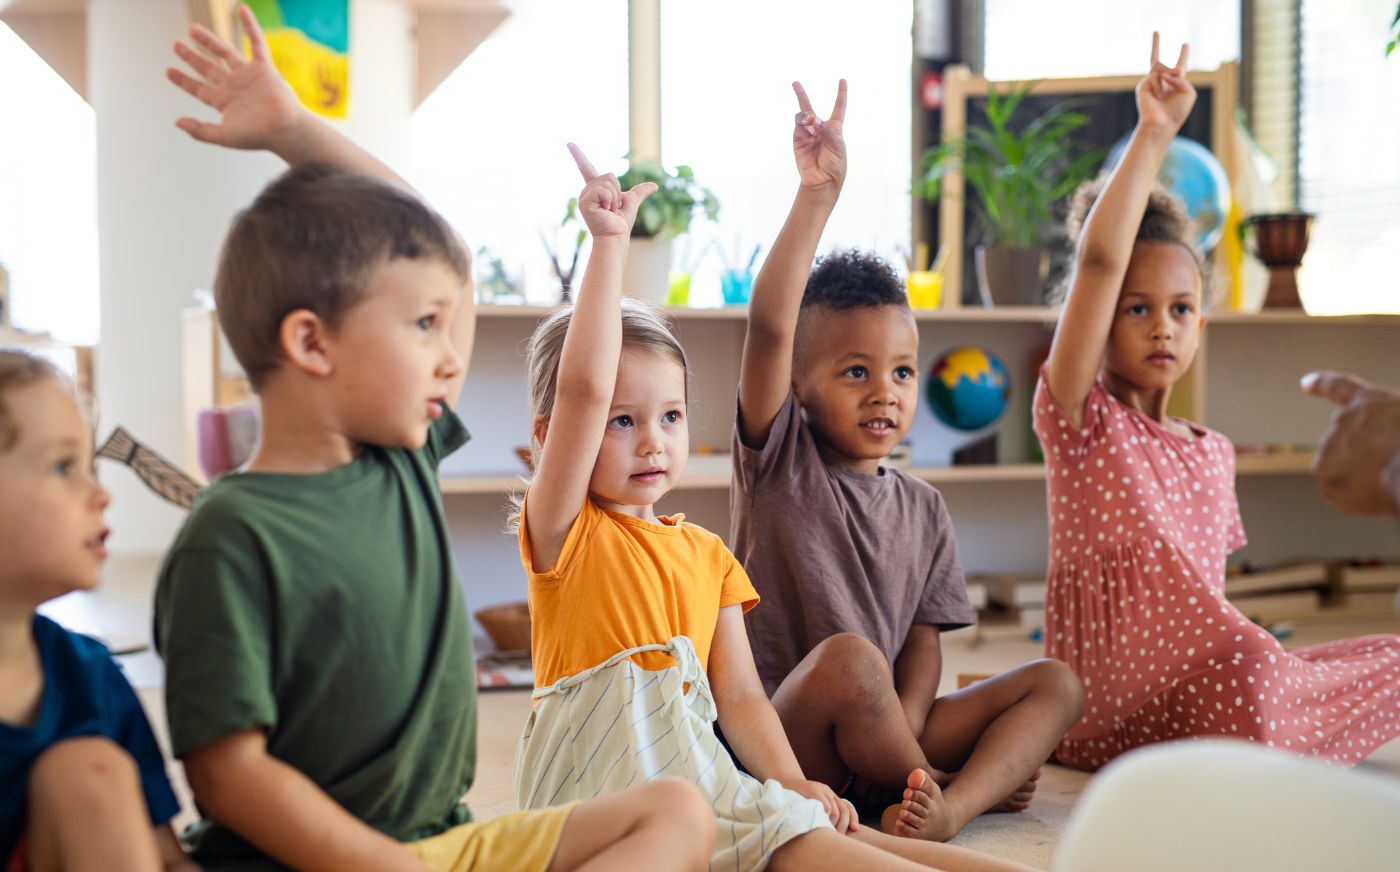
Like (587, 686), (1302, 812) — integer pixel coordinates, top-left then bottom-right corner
(524, 146), (656, 572)
(169, 2), (476, 400)
(168, 3), (404, 185)
(1045, 34), (1194, 425)
(737, 80), (847, 447)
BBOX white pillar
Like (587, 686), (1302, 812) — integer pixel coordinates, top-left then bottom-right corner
(91, 0), (415, 554)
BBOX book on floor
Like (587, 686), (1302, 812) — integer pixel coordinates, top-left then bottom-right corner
(1332, 563), (1400, 593)
(1224, 560), (1329, 598)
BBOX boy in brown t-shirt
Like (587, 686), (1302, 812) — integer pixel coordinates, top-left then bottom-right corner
(730, 80), (1084, 842)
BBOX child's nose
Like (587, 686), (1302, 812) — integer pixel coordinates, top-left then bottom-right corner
(92, 481), (112, 511)
(439, 342), (464, 379)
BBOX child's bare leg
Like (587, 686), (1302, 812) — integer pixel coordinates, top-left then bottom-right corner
(546, 777), (716, 872)
(770, 634), (957, 836)
(771, 634), (940, 789)
(768, 826), (1039, 872)
(914, 659), (1083, 840)
(27, 738), (164, 872)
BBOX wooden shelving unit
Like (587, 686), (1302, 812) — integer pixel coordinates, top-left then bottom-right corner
(438, 449), (1318, 496)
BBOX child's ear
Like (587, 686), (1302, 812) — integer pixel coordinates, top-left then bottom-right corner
(532, 416), (550, 450)
(279, 309), (334, 378)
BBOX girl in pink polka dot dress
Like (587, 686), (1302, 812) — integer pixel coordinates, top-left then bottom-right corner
(1034, 35), (1400, 772)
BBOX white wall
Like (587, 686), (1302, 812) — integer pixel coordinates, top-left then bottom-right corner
(92, 0), (414, 554)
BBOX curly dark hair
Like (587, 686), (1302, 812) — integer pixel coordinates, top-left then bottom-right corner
(801, 249), (908, 310)
(1052, 172), (1212, 307)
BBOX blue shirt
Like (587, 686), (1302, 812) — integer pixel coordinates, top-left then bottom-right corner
(1, 615), (179, 857)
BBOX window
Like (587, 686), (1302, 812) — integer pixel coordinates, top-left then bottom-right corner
(1296, 0), (1400, 314)
(984, 0), (1240, 80)
(410, 2), (629, 305)
(0, 23), (98, 346)
(659, 0), (913, 303)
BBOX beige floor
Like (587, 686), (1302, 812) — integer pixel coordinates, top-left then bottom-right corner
(58, 559), (1400, 869)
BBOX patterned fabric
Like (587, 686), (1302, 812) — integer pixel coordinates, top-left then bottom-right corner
(1033, 371), (1400, 771)
(516, 637), (832, 871)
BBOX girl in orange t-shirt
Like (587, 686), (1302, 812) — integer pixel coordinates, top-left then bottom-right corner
(512, 140), (1031, 872)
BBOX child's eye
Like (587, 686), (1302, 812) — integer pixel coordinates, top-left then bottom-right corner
(609, 415), (633, 429)
(844, 366), (868, 379)
(1173, 303), (1194, 316)
(52, 458), (74, 476)
(894, 366), (915, 380)
(1126, 304), (1148, 316)
(662, 410), (682, 424)
(416, 315), (436, 331)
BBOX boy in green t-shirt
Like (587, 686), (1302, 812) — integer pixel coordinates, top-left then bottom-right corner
(155, 7), (713, 871)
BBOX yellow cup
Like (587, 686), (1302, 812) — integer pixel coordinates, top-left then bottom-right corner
(907, 271), (943, 309)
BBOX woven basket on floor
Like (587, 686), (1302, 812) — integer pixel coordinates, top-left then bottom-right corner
(475, 602), (532, 652)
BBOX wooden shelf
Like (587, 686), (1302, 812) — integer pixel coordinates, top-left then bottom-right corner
(1207, 311), (1400, 326)
(478, 303), (1400, 327)
(439, 451), (1318, 495)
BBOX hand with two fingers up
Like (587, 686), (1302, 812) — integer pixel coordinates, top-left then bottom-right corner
(1136, 31), (1196, 133)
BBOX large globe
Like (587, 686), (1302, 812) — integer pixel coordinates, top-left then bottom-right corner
(1105, 135), (1231, 252)
(927, 347), (1011, 431)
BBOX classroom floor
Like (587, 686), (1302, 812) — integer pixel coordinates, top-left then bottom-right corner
(53, 556), (1400, 870)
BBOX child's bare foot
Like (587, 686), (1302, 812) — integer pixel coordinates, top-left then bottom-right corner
(989, 767), (1041, 813)
(879, 768), (960, 842)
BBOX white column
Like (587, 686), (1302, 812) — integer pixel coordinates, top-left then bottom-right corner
(91, 0), (414, 554)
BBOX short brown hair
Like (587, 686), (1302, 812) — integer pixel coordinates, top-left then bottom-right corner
(0, 350), (63, 451)
(1053, 173), (1212, 308)
(215, 163), (471, 388)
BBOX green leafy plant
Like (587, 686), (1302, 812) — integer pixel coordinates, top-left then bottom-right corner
(1389, 2), (1399, 56)
(919, 82), (1103, 248)
(566, 160), (720, 239)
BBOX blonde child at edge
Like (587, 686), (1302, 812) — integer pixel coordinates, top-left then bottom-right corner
(154, 7), (714, 871)
(0, 352), (194, 871)
(1037, 33), (1400, 771)
(511, 142), (1034, 872)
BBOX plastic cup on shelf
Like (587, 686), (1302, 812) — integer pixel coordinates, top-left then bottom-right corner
(721, 269), (754, 306)
(667, 271), (692, 306)
(907, 270), (943, 309)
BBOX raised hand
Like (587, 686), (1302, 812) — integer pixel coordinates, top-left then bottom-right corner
(567, 143), (657, 240)
(1136, 32), (1196, 132)
(792, 79), (847, 191)
(166, 3), (306, 151)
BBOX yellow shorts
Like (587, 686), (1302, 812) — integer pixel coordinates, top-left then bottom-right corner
(407, 803), (577, 872)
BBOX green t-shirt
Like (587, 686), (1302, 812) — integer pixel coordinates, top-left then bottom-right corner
(155, 411), (475, 870)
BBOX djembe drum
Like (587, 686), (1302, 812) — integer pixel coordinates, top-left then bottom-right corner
(1245, 212), (1314, 309)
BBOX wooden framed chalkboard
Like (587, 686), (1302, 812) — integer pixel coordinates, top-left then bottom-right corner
(921, 63), (1239, 311)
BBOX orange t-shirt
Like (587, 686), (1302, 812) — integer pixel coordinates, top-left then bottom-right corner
(520, 497), (760, 688)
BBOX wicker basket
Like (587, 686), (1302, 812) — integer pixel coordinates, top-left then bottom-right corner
(475, 601), (532, 652)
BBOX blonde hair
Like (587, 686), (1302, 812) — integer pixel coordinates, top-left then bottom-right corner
(0, 350), (64, 452)
(507, 298), (690, 529)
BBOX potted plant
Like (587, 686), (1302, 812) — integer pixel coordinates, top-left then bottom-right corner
(566, 159), (719, 305)
(920, 82), (1102, 306)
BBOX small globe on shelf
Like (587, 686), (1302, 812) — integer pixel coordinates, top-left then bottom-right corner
(926, 347), (1011, 432)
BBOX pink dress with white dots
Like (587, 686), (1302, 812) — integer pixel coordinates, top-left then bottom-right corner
(1033, 373), (1400, 771)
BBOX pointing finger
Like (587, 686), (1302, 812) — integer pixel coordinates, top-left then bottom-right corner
(567, 142), (599, 182)
(1301, 371), (1373, 407)
(1174, 42), (1190, 75)
(792, 81), (815, 117)
(829, 79), (848, 127)
(1150, 31), (1160, 68)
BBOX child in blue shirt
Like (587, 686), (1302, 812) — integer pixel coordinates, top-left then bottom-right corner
(0, 350), (192, 871)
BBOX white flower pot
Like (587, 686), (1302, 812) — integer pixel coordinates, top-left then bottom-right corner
(621, 237), (674, 305)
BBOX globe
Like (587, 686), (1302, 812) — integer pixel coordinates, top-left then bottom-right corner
(927, 347), (1011, 431)
(1104, 135), (1231, 252)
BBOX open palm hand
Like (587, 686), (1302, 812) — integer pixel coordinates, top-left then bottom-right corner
(166, 4), (305, 151)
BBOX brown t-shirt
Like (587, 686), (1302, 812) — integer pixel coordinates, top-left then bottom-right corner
(730, 392), (974, 696)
